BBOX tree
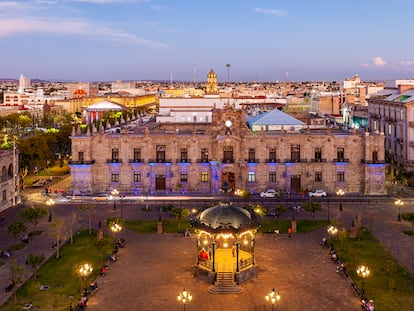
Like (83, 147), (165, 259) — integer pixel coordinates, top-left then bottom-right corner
(94, 237), (112, 266)
(274, 204), (288, 218)
(171, 207), (191, 232)
(68, 210), (78, 244)
(9, 260), (25, 301)
(104, 216), (124, 240)
(19, 206), (48, 229)
(303, 201), (323, 222)
(49, 218), (67, 259)
(78, 205), (96, 235)
(6, 222), (27, 240)
(250, 204), (267, 219)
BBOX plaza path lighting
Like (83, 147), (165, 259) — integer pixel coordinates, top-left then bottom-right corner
(336, 189), (345, 211)
(110, 223), (122, 240)
(177, 288), (192, 311)
(357, 265), (370, 294)
(327, 225), (338, 238)
(265, 288), (281, 311)
(46, 198), (55, 222)
(111, 189), (119, 210)
(394, 198), (403, 222)
(78, 263), (93, 294)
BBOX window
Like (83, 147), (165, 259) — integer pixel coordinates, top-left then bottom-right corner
(133, 171), (141, 183)
(291, 145), (300, 162)
(269, 172), (276, 183)
(2, 190), (6, 201)
(337, 148), (344, 162)
(201, 148), (209, 162)
(248, 148), (255, 162)
(111, 172), (119, 182)
(314, 148), (322, 162)
(133, 148), (141, 162)
(315, 171), (322, 182)
(78, 152), (84, 162)
(248, 172), (256, 183)
(337, 171), (345, 182)
(372, 151), (378, 162)
(180, 172), (188, 183)
(156, 145), (166, 162)
(112, 148), (119, 161)
(201, 172), (208, 182)
(223, 145), (234, 163)
(180, 148), (188, 162)
(269, 148), (276, 161)
(388, 124), (392, 135)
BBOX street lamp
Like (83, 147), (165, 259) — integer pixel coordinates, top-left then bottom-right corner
(110, 223), (122, 240)
(111, 189), (119, 210)
(46, 198), (55, 222)
(78, 263), (93, 294)
(327, 225), (338, 237)
(357, 265), (370, 294)
(336, 189), (345, 211)
(177, 288), (192, 311)
(394, 198), (403, 222)
(265, 288), (281, 311)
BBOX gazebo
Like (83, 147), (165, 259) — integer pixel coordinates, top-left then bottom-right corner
(191, 201), (260, 285)
(84, 100), (125, 124)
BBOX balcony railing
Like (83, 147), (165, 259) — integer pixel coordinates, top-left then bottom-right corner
(176, 159), (191, 163)
(283, 159), (308, 163)
(69, 160), (95, 165)
(311, 158), (327, 162)
(333, 158), (349, 162)
(221, 159), (235, 163)
(196, 158), (210, 163)
(246, 159), (260, 163)
(129, 159), (144, 163)
(148, 159), (172, 163)
(264, 158), (280, 163)
(361, 159), (386, 164)
(106, 159), (122, 163)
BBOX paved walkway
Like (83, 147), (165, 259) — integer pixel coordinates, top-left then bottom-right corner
(0, 179), (413, 309)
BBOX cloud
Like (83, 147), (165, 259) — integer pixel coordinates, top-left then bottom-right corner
(360, 63), (369, 68)
(0, 18), (168, 48)
(372, 56), (386, 67)
(400, 60), (414, 66)
(254, 8), (288, 16)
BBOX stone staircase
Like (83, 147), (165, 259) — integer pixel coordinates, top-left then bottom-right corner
(208, 272), (242, 294)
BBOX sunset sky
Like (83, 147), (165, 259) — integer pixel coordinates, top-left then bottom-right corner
(1, 0), (414, 82)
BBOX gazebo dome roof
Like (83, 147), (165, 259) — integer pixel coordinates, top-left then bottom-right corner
(191, 202), (260, 233)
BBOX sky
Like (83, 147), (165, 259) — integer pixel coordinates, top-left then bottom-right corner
(1, 0), (414, 82)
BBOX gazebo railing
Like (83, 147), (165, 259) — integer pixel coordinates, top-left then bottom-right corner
(199, 260), (216, 271)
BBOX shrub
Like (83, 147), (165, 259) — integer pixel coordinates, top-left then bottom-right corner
(25, 253), (45, 268)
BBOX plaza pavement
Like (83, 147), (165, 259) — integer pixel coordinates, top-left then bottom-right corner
(0, 180), (413, 309)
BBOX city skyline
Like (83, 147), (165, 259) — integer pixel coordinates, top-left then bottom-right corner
(1, 0), (414, 82)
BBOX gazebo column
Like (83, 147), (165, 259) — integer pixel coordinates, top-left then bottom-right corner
(196, 239), (200, 265)
(212, 242), (216, 272)
(251, 238), (255, 265)
(235, 241), (240, 272)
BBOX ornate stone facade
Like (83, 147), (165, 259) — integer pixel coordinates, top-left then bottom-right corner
(69, 107), (386, 196)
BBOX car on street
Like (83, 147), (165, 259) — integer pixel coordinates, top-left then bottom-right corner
(308, 190), (327, 197)
(260, 189), (280, 198)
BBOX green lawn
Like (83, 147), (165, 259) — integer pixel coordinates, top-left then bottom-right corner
(2, 230), (113, 311)
(260, 218), (329, 233)
(329, 227), (414, 311)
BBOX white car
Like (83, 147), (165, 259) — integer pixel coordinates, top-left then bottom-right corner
(260, 189), (280, 198)
(308, 190), (327, 197)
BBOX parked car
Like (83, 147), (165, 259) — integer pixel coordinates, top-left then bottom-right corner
(260, 189), (280, 198)
(308, 190), (327, 197)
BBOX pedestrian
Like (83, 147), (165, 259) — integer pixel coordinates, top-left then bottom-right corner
(288, 227), (292, 238)
(232, 246), (235, 257)
(69, 302), (75, 311)
(274, 229), (280, 239)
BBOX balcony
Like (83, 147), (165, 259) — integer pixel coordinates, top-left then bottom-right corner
(176, 159), (192, 163)
(129, 159), (144, 163)
(69, 160), (95, 165)
(221, 159), (235, 164)
(246, 159), (260, 163)
(106, 159), (122, 163)
(264, 158), (280, 163)
(149, 159), (172, 163)
(333, 158), (349, 163)
(311, 158), (327, 163)
(196, 158), (210, 163)
(283, 159), (308, 163)
(361, 159), (386, 164)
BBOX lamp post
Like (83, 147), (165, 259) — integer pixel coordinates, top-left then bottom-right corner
(110, 223), (122, 240)
(177, 288), (192, 311)
(327, 225), (338, 238)
(78, 263), (93, 294)
(265, 288), (281, 311)
(357, 265), (370, 295)
(111, 189), (119, 210)
(394, 198), (403, 222)
(46, 198), (55, 222)
(336, 189), (345, 211)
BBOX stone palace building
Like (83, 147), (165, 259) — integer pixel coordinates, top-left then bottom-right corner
(69, 105), (386, 196)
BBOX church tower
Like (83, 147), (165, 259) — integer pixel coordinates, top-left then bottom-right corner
(205, 69), (218, 94)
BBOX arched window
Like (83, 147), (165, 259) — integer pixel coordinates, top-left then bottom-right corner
(7, 164), (13, 178)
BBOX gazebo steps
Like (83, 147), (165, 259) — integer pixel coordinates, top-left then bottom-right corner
(208, 272), (243, 294)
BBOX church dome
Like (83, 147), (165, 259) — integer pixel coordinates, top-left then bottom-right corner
(74, 88), (87, 98)
(191, 202), (260, 233)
